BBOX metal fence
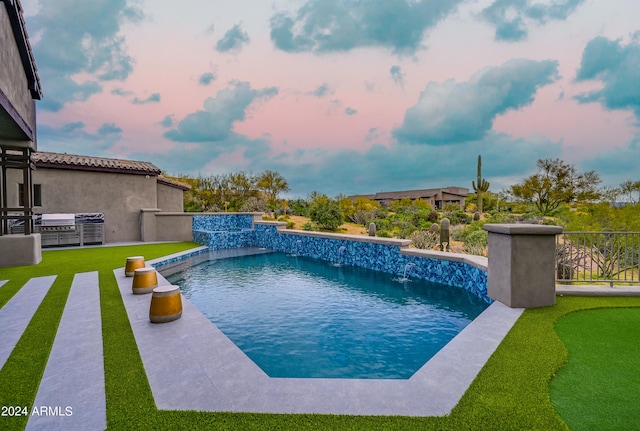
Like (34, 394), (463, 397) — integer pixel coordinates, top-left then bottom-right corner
(556, 232), (640, 286)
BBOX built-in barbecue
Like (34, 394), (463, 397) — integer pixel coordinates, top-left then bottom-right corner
(40, 213), (76, 232)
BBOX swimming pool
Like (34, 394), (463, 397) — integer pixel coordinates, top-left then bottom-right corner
(167, 251), (489, 379)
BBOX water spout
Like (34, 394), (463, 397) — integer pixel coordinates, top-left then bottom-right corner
(288, 239), (303, 257)
(331, 246), (347, 267)
(394, 263), (415, 283)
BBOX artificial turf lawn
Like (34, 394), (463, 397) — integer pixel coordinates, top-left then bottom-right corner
(550, 307), (640, 431)
(0, 243), (639, 430)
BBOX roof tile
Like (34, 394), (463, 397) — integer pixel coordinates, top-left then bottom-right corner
(33, 151), (161, 175)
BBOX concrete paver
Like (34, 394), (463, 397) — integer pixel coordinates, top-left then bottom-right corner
(0, 275), (57, 370)
(26, 272), (106, 431)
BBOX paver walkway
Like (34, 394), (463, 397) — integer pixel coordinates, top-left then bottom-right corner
(26, 272), (106, 431)
(0, 275), (57, 370)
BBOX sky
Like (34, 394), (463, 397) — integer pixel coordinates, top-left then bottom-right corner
(21, 0), (640, 198)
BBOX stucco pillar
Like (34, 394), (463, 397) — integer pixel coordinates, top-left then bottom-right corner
(140, 208), (161, 242)
(0, 233), (42, 267)
(483, 224), (562, 308)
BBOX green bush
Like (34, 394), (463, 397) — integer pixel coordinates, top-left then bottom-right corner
(444, 210), (471, 225)
(309, 196), (343, 230)
(302, 222), (314, 231)
(465, 229), (488, 247)
(453, 221), (486, 242)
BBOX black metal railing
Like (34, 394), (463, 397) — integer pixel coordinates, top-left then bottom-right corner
(556, 232), (640, 286)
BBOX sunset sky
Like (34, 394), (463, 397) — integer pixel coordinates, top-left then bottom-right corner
(22, 0), (640, 197)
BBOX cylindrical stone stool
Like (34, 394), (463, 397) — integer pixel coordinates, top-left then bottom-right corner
(131, 267), (158, 294)
(149, 285), (182, 323)
(125, 256), (145, 277)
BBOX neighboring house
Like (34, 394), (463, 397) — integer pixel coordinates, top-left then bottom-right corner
(0, 0), (42, 267)
(350, 186), (469, 210)
(4, 151), (190, 244)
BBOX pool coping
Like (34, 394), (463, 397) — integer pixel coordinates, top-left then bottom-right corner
(116, 247), (524, 416)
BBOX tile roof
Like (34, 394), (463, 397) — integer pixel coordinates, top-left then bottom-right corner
(33, 151), (162, 175)
(350, 187), (469, 202)
(373, 189), (439, 200)
(157, 175), (191, 191)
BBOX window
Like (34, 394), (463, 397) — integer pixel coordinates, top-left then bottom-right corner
(18, 184), (42, 207)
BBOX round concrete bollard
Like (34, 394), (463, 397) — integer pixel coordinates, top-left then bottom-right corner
(125, 256), (145, 277)
(149, 285), (182, 323)
(131, 267), (158, 294)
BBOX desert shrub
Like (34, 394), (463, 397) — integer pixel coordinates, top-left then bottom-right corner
(453, 221), (486, 242)
(460, 228), (488, 256)
(377, 230), (392, 238)
(487, 211), (516, 223)
(410, 230), (439, 249)
(450, 224), (466, 241)
(465, 229), (488, 247)
(464, 243), (488, 257)
(444, 210), (471, 225)
(288, 198), (310, 216)
(302, 222), (314, 231)
(286, 221), (295, 229)
(309, 196), (343, 230)
(427, 211), (438, 222)
(516, 214), (545, 224)
(351, 208), (386, 226)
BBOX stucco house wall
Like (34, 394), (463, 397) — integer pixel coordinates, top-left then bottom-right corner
(0, 0), (38, 148)
(7, 168), (157, 243)
(4, 152), (190, 244)
(157, 181), (185, 213)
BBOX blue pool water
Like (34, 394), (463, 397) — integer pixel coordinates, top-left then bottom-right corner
(167, 252), (489, 379)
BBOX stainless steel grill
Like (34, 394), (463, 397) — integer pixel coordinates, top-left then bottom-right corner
(40, 213), (76, 232)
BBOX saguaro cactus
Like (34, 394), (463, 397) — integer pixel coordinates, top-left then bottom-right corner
(472, 154), (490, 214)
(368, 222), (377, 237)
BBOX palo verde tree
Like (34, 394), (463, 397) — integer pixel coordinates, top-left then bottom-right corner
(619, 180), (640, 204)
(508, 158), (602, 215)
(257, 170), (290, 213)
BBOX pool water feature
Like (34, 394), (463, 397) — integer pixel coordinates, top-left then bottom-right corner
(167, 252), (488, 379)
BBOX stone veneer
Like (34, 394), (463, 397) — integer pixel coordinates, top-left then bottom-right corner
(189, 214), (490, 302)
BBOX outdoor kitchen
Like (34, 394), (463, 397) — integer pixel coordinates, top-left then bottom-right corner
(9, 213), (105, 247)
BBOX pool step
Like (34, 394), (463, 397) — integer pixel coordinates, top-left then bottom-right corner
(26, 271), (106, 431)
(0, 275), (57, 370)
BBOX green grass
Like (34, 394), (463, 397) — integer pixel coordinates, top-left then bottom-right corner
(1, 243), (640, 430)
(550, 308), (640, 431)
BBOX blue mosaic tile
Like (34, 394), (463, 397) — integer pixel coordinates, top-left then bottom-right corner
(189, 216), (489, 302)
(151, 247), (209, 269)
(193, 214), (254, 231)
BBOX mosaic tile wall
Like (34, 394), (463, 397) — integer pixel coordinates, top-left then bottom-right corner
(254, 223), (490, 302)
(191, 216), (489, 302)
(193, 214), (256, 250)
(192, 214), (254, 231)
(194, 229), (257, 250)
(151, 247), (209, 270)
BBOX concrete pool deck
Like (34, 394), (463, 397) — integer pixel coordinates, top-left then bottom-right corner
(116, 248), (525, 416)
